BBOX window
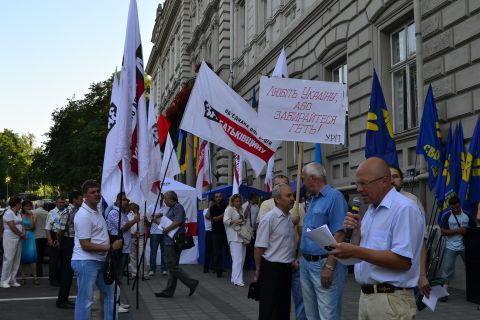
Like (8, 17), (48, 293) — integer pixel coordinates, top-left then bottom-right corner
(332, 63), (348, 150)
(391, 22), (417, 133)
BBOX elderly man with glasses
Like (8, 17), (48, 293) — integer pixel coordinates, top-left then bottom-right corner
(331, 157), (425, 320)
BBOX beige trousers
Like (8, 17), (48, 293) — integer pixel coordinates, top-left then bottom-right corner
(358, 289), (416, 320)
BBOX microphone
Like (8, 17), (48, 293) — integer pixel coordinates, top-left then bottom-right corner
(344, 197), (361, 243)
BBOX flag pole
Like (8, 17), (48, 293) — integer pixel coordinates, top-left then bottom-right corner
(113, 172), (124, 320)
(294, 142), (303, 215)
(132, 146), (176, 290)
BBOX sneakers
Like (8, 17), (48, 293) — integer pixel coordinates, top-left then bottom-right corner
(120, 303), (131, 309)
(9, 282), (21, 287)
(162, 270), (168, 276)
(148, 271), (154, 276)
(143, 274), (150, 280)
(118, 306), (129, 313)
(0, 283), (10, 289)
(234, 282), (245, 287)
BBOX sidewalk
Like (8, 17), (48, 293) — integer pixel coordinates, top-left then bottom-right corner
(121, 265), (480, 320)
(0, 265), (478, 319)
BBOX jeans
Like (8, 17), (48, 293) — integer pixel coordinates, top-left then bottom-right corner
(292, 269), (306, 320)
(71, 259), (115, 320)
(300, 257), (347, 320)
(150, 234), (167, 273)
(441, 248), (465, 282)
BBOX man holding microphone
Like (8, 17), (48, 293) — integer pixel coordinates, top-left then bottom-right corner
(331, 157), (425, 319)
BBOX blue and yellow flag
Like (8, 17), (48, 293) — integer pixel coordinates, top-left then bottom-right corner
(458, 116), (480, 213)
(435, 124), (455, 205)
(177, 130), (189, 174)
(416, 85), (443, 190)
(452, 121), (465, 192)
(365, 70), (398, 166)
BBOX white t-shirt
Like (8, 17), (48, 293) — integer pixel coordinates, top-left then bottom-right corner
(3, 208), (22, 238)
(72, 202), (110, 261)
(147, 204), (168, 235)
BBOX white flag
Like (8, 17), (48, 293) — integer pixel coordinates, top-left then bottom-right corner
(118, 0), (148, 204)
(264, 48), (288, 191)
(144, 83), (163, 203)
(160, 133), (181, 181)
(180, 62), (280, 176)
(101, 71), (122, 206)
(195, 140), (211, 200)
(232, 154), (243, 195)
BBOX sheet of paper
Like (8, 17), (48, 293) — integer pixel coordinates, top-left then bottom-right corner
(158, 215), (179, 238)
(422, 285), (449, 311)
(306, 224), (361, 265)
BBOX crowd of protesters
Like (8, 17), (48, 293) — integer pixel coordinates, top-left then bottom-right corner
(0, 159), (479, 319)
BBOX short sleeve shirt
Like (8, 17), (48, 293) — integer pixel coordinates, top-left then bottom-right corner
(164, 202), (186, 245)
(73, 202), (110, 261)
(441, 211), (469, 251)
(106, 206), (132, 254)
(300, 184), (348, 256)
(59, 205), (78, 238)
(147, 204), (168, 235)
(354, 188), (425, 288)
(3, 208), (22, 238)
(46, 207), (65, 232)
(255, 207), (295, 263)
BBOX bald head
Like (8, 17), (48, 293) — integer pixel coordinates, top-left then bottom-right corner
(357, 157), (390, 179)
(356, 157), (393, 206)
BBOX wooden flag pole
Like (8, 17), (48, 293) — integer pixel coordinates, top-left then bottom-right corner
(294, 142), (304, 214)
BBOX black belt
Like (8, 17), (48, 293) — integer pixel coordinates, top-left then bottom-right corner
(361, 283), (414, 294)
(302, 254), (328, 262)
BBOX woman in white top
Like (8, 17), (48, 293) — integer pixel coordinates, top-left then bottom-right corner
(1, 196), (25, 288)
(223, 194), (247, 286)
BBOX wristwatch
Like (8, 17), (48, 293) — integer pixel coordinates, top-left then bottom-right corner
(324, 264), (335, 271)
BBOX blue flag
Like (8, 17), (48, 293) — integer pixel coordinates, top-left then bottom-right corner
(435, 125), (456, 223)
(365, 70), (399, 166)
(251, 87), (257, 110)
(416, 85), (443, 190)
(458, 116), (480, 213)
(452, 121), (465, 192)
(177, 130), (188, 174)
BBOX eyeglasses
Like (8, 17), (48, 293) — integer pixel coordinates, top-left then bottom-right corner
(355, 176), (386, 188)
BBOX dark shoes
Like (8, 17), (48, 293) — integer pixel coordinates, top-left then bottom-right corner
(154, 292), (173, 298)
(56, 302), (75, 309)
(439, 296), (448, 302)
(189, 280), (199, 296)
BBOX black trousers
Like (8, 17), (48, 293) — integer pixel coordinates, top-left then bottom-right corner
(35, 238), (47, 277)
(259, 258), (292, 320)
(57, 237), (74, 303)
(203, 231), (213, 271)
(212, 231), (229, 275)
(48, 233), (61, 283)
(163, 245), (197, 296)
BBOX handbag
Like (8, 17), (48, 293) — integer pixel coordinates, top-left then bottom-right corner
(234, 224), (253, 244)
(103, 249), (116, 285)
(247, 282), (260, 301)
(173, 232), (195, 251)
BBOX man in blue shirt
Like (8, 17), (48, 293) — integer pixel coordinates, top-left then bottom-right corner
(300, 162), (348, 320)
(439, 195), (469, 302)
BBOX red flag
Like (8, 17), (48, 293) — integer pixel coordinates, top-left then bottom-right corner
(157, 114), (171, 147)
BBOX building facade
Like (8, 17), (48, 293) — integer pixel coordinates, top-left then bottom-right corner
(146, 0), (480, 217)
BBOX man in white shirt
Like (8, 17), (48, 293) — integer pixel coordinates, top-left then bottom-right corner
(147, 195), (168, 276)
(332, 157), (425, 319)
(71, 180), (123, 320)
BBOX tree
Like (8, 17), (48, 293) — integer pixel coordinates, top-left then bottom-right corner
(36, 74), (151, 194)
(0, 130), (36, 200)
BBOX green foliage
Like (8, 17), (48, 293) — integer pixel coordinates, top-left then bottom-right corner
(34, 72), (151, 194)
(0, 130), (37, 200)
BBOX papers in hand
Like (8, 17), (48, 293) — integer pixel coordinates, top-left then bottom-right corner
(158, 216), (178, 238)
(306, 224), (361, 266)
(421, 285), (449, 311)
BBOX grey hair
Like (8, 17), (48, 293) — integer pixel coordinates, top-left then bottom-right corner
(35, 200), (44, 208)
(272, 183), (290, 200)
(303, 162), (327, 181)
(164, 190), (178, 202)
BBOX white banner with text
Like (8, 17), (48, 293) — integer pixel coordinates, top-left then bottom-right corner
(258, 76), (347, 144)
